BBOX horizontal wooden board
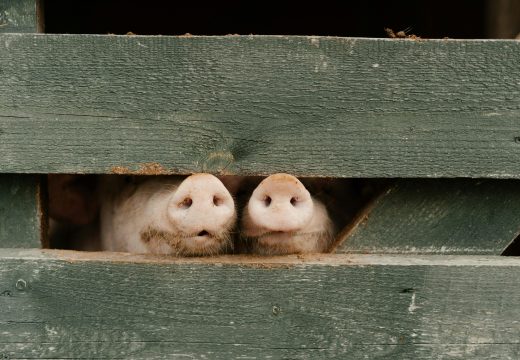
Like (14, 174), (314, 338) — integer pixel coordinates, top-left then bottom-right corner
(1, 35), (520, 176)
(0, 0), (37, 33)
(335, 179), (520, 255)
(0, 175), (43, 247)
(0, 249), (518, 359)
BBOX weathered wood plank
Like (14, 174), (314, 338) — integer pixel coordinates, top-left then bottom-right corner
(1, 35), (520, 176)
(0, 175), (43, 248)
(0, 0), (37, 33)
(334, 179), (520, 255)
(0, 250), (518, 359)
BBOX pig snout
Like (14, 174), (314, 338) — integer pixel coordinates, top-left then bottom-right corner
(167, 173), (236, 238)
(246, 174), (314, 233)
(242, 173), (334, 255)
(100, 173), (236, 256)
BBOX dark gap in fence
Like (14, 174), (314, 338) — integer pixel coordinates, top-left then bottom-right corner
(502, 235), (520, 256)
(47, 175), (520, 256)
(47, 175), (384, 252)
(42, 0), (487, 38)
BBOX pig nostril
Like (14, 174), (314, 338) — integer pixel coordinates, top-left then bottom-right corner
(264, 196), (272, 207)
(213, 195), (223, 206)
(179, 197), (193, 209)
(198, 230), (210, 237)
(290, 197), (298, 206)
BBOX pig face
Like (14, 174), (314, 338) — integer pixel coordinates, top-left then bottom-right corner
(241, 173), (334, 255)
(100, 174), (236, 256)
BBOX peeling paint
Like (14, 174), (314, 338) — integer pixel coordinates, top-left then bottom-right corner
(408, 292), (419, 313)
(309, 37), (320, 47)
(45, 325), (58, 336)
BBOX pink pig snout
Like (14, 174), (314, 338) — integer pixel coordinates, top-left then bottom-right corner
(167, 174), (236, 236)
(247, 173), (314, 232)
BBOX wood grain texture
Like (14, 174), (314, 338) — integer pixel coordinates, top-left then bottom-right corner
(0, 249), (518, 359)
(0, 0), (36, 33)
(335, 179), (520, 255)
(1, 35), (520, 176)
(0, 175), (42, 247)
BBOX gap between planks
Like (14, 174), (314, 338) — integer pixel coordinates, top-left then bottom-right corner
(0, 248), (517, 267)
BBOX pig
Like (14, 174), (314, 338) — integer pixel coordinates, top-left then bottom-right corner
(241, 173), (334, 255)
(99, 174), (237, 256)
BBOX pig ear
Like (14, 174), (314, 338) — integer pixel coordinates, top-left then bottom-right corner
(48, 175), (99, 225)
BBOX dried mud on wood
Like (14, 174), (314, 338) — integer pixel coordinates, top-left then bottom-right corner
(384, 27), (422, 40)
(110, 162), (174, 175)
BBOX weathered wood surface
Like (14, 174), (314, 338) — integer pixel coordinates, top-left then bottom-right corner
(0, 175), (43, 248)
(0, 249), (518, 359)
(335, 179), (520, 255)
(0, 0), (37, 33)
(1, 35), (520, 176)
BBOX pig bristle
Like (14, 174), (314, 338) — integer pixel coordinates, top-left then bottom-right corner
(244, 230), (334, 255)
(183, 233), (233, 257)
(140, 225), (234, 257)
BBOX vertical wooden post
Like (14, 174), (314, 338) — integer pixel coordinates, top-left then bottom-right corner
(0, 175), (45, 248)
(0, 0), (40, 33)
(36, 0), (44, 33)
(0, 0), (44, 248)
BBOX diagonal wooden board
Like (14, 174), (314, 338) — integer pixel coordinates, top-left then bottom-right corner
(334, 179), (520, 255)
(0, 250), (518, 359)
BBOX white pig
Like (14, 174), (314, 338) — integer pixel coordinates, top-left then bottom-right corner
(100, 173), (237, 256)
(241, 173), (334, 255)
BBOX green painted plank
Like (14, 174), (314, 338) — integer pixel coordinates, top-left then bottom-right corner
(0, 0), (37, 33)
(334, 179), (520, 255)
(0, 175), (43, 248)
(1, 35), (520, 176)
(0, 250), (518, 359)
